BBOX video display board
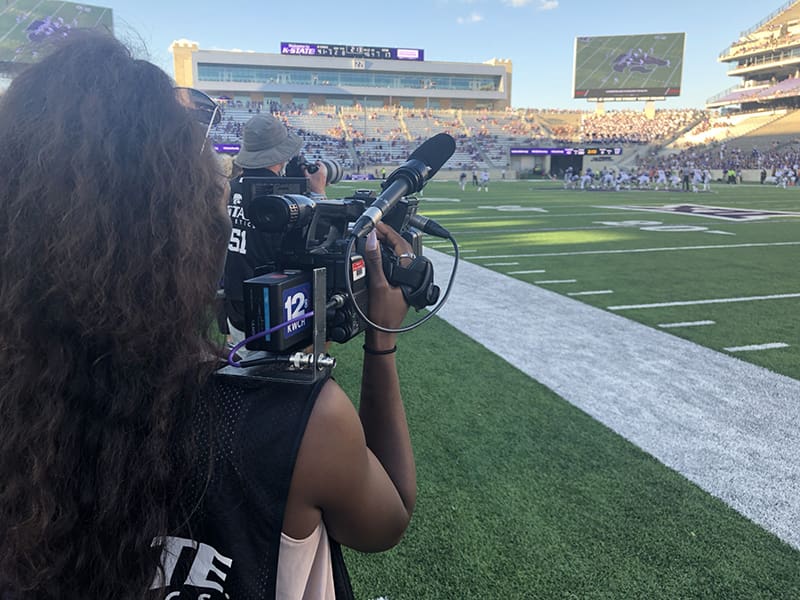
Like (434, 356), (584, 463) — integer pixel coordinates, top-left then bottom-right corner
(573, 32), (685, 99)
(510, 147), (622, 156)
(0, 0), (113, 64)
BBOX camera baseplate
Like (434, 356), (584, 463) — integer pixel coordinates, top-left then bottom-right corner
(216, 268), (334, 384)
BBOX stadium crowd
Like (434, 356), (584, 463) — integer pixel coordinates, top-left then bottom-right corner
(578, 109), (706, 144)
(646, 141), (772, 170)
(724, 21), (800, 59)
(209, 104), (715, 170)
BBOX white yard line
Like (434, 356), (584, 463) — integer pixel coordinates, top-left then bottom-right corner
(426, 248), (800, 551)
(659, 320), (716, 328)
(609, 293), (800, 311)
(470, 240), (800, 260)
(535, 279), (577, 284)
(724, 343), (789, 352)
(507, 269), (546, 275)
(451, 219), (800, 236)
(440, 212), (649, 221)
(568, 290), (614, 296)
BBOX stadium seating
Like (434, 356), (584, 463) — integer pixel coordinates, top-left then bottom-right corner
(673, 110), (788, 148)
(209, 103), (723, 174)
(580, 109), (705, 144)
(723, 109), (800, 153)
(205, 92), (800, 179)
(534, 109), (584, 142)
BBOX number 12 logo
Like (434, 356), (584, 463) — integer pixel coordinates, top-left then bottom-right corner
(284, 292), (308, 320)
(282, 283), (311, 337)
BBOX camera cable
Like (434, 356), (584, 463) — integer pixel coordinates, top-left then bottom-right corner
(343, 230), (459, 334)
(226, 312), (315, 368)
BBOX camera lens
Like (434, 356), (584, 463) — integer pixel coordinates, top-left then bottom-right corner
(243, 194), (316, 232)
(287, 155), (343, 185)
(319, 159), (343, 185)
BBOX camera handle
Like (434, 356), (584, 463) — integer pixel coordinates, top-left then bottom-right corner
(343, 234), (459, 334)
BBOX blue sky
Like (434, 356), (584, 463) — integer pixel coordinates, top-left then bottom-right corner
(101, 0), (786, 109)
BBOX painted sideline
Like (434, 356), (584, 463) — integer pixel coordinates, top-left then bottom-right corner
(426, 248), (800, 550)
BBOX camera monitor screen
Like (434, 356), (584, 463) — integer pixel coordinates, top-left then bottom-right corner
(573, 32), (685, 99)
(0, 0), (113, 65)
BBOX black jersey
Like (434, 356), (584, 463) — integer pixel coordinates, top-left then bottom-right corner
(223, 168), (282, 332)
(153, 374), (353, 599)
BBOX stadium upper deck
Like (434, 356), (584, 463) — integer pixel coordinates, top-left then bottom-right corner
(170, 40), (512, 111)
(709, 0), (800, 109)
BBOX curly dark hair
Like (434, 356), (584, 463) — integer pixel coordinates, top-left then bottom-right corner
(0, 31), (231, 598)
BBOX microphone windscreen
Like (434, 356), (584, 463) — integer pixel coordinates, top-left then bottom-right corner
(409, 133), (456, 179)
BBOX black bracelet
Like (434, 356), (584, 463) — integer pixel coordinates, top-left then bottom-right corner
(363, 344), (397, 355)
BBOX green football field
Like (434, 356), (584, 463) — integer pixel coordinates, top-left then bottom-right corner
(323, 179), (800, 599)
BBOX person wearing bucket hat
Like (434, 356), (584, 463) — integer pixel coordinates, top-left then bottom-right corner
(223, 113), (329, 335)
(234, 114), (302, 170)
(232, 113), (329, 196)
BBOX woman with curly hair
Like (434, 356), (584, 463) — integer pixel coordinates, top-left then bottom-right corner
(0, 31), (416, 599)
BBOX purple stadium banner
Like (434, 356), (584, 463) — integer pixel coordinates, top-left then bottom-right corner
(281, 42), (317, 56)
(510, 148), (552, 155)
(215, 144), (240, 153)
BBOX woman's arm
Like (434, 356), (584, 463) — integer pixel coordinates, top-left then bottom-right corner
(284, 223), (416, 552)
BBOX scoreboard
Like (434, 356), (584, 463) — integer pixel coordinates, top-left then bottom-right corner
(0, 0), (113, 64)
(510, 147), (623, 156)
(572, 32), (685, 100)
(280, 42), (424, 61)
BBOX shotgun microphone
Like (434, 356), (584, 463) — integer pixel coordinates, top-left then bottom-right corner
(351, 132), (456, 238)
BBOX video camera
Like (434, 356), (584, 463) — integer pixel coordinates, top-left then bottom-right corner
(285, 154), (344, 185)
(224, 133), (458, 382)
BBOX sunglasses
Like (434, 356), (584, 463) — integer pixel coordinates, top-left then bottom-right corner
(174, 87), (222, 154)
